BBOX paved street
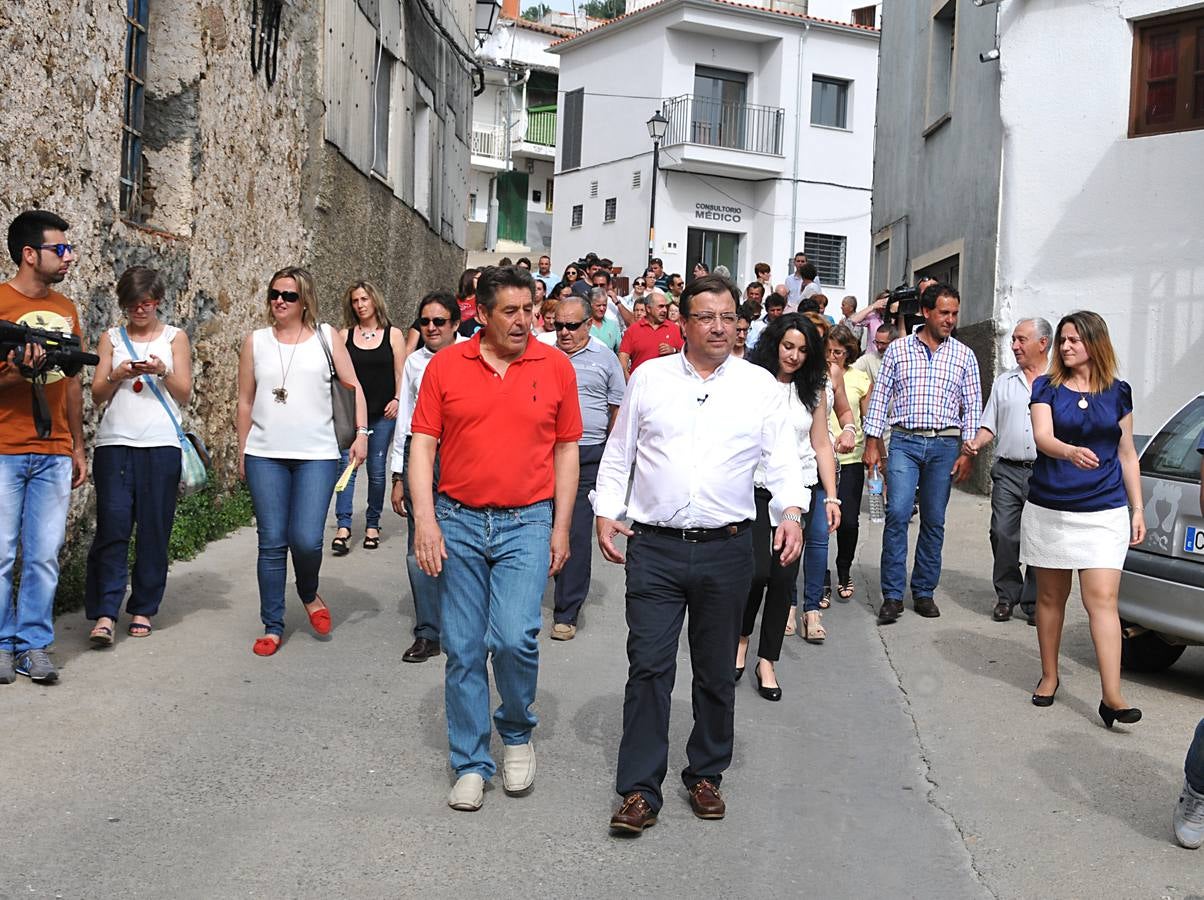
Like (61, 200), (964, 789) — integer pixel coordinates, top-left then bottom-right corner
(2, 486), (1202, 900)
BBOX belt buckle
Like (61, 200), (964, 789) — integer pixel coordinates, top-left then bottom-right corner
(681, 528), (701, 543)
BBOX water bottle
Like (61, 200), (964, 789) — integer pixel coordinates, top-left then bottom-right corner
(868, 465), (885, 524)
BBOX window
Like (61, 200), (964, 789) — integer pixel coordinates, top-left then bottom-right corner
(604, 197), (616, 223)
(371, 43), (394, 178)
(545, 178), (554, 213)
(413, 95), (432, 220)
(562, 87), (583, 170)
(120, 0), (149, 219)
(811, 77), (850, 129)
(873, 238), (891, 292)
(468, 192), (477, 216)
(571, 204), (583, 228)
(1140, 396), (1204, 481)
(1130, 10), (1204, 137)
(803, 232), (847, 287)
(693, 66), (748, 149)
(925, 0), (956, 132)
(852, 5), (876, 28)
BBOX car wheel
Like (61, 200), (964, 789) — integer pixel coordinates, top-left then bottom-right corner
(1120, 630), (1186, 673)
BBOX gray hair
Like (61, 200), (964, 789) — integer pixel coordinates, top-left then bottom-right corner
(558, 295), (591, 319)
(713, 264), (731, 279)
(1019, 316), (1053, 347)
(588, 286), (608, 303)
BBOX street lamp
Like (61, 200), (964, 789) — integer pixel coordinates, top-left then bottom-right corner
(646, 109), (669, 267)
(474, 0), (501, 44)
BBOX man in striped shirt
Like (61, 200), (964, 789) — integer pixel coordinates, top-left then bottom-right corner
(862, 283), (982, 625)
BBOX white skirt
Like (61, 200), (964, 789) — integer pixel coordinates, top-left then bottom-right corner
(1019, 503), (1129, 570)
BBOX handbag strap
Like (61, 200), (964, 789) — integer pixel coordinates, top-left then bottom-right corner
(314, 323), (337, 378)
(118, 326), (187, 445)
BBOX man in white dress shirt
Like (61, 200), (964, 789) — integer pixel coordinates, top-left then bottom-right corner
(594, 274), (806, 835)
(965, 317), (1052, 625)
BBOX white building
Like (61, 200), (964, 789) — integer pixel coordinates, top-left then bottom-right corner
(548, 0), (879, 297)
(468, 7), (578, 256)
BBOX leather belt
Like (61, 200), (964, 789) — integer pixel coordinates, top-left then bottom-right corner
(999, 458), (1035, 469)
(893, 425), (962, 438)
(632, 520), (751, 543)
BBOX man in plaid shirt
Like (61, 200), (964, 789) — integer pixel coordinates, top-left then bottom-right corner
(862, 283), (982, 625)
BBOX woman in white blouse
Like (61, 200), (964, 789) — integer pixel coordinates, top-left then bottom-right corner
(236, 267), (367, 657)
(85, 267), (192, 645)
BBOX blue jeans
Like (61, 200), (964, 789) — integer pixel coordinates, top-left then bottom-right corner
(85, 445), (180, 621)
(435, 493), (552, 779)
(0, 453), (72, 651)
(244, 455), (340, 636)
(801, 483), (829, 613)
(880, 433), (961, 601)
(335, 415), (396, 531)
(1187, 719), (1204, 793)
(401, 435), (440, 641)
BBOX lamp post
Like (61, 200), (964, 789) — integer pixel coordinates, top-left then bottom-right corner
(474, 0), (501, 45)
(646, 109), (668, 267)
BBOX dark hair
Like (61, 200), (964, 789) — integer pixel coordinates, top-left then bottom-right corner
(497, 257), (513, 266)
(828, 323), (861, 367)
(920, 281), (959, 310)
(116, 266), (166, 310)
(678, 273), (739, 319)
(749, 313), (826, 412)
(456, 268), (478, 300)
(516, 257), (531, 268)
(744, 281), (764, 298)
(475, 265), (536, 312)
(800, 262), (818, 280)
(562, 264), (580, 281)
(754, 262), (770, 275)
(8, 210), (70, 265)
(591, 269), (612, 285)
(538, 254), (550, 263)
(765, 293), (787, 310)
(738, 300), (760, 320)
(599, 257), (613, 269)
(694, 261), (709, 274)
(798, 298), (820, 314)
(649, 257), (663, 267)
(416, 289), (460, 323)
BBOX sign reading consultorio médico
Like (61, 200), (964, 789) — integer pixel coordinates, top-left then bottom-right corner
(694, 202), (743, 223)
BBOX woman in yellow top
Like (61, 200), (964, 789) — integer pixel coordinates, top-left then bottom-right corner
(827, 324), (872, 600)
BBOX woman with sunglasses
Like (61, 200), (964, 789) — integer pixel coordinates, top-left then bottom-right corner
(390, 292), (462, 663)
(237, 267), (368, 657)
(85, 266), (193, 645)
(330, 281), (404, 556)
(561, 264), (581, 284)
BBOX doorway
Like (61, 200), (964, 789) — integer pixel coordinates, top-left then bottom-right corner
(686, 228), (741, 283)
(497, 171), (529, 244)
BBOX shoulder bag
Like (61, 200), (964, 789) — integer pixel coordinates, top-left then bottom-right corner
(315, 323), (357, 451)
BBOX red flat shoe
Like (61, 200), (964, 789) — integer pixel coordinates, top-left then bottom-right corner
(253, 635), (281, 656)
(307, 601), (332, 636)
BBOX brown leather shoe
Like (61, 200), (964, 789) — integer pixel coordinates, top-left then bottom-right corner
(687, 779), (726, 820)
(610, 792), (657, 833)
(402, 638), (441, 663)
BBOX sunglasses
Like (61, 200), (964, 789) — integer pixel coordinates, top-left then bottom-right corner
(418, 316), (449, 327)
(37, 243), (75, 258)
(634, 281), (646, 287)
(553, 320), (587, 331)
(268, 288), (301, 302)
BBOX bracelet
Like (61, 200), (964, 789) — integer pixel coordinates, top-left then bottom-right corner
(105, 372), (114, 384)
(841, 424), (857, 433)
(823, 497), (842, 505)
(392, 396), (400, 402)
(356, 426), (370, 435)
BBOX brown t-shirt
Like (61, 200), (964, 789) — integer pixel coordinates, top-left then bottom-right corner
(0, 283), (82, 456)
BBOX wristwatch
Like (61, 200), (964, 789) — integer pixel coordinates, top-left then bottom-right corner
(391, 473), (404, 485)
(782, 511), (802, 524)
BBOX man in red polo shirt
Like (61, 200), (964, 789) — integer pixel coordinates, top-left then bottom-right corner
(618, 290), (683, 378)
(408, 265), (582, 812)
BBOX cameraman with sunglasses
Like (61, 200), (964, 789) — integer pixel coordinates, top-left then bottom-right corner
(0, 210), (87, 684)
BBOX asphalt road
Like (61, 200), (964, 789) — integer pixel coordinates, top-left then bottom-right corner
(2, 486), (1201, 899)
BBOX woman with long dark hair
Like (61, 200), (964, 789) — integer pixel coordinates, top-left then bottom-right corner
(1021, 311), (1145, 726)
(735, 313), (835, 699)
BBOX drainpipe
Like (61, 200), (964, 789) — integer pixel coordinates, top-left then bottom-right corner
(487, 175), (499, 251)
(789, 22), (810, 262)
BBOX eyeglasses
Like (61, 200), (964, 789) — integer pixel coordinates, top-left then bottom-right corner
(688, 312), (739, 325)
(874, 340), (890, 350)
(634, 281), (646, 288)
(418, 316), (450, 327)
(827, 347), (847, 358)
(37, 243), (75, 258)
(735, 327), (749, 335)
(268, 288), (301, 302)
(553, 320), (587, 332)
(128, 299), (159, 311)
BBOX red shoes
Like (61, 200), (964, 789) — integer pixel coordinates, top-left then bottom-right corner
(253, 635), (281, 656)
(307, 599), (332, 636)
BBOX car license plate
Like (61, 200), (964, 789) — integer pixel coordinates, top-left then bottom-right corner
(1186, 525), (1204, 556)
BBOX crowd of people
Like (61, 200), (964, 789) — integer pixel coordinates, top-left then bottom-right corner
(1, 208), (1200, 849)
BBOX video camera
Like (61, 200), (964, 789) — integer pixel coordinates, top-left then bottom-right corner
(0, 320), (99, 438)
(887, 282), (923, 317)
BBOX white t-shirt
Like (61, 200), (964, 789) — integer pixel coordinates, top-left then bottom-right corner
(754, 380), (819, 510)
(95, 324), (182, 449)
(244, 324), (340, 460)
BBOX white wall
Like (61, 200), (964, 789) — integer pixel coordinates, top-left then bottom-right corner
(995, 0), (1204, 432)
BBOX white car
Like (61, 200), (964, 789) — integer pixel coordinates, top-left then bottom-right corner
(1118, 392), (1204, 672)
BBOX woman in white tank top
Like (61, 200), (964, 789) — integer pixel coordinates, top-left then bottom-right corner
(85, 267), (193, 645)
(236, 267), (368, 657)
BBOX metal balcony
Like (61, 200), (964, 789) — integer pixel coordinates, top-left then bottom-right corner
(662, 94), (784, 155)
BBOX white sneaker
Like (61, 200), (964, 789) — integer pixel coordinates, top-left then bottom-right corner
(1174, 779), (1204, 849)
(502, 742), (536, 794)
(447, 773), (485, 811)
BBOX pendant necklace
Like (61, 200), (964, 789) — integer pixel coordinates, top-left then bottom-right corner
(129, 329), (154, 394)
(359, 323), (378, 342)
(273, 324), (304, 404)
(1071, 377), (1089, 409)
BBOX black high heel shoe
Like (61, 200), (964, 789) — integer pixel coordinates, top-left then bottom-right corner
(754, 662), (781, 702)
(1031, 678), (1059, 707)
(1098, 701), (1142, 729)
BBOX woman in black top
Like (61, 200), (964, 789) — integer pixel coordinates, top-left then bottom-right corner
(332, 281), (405, 554)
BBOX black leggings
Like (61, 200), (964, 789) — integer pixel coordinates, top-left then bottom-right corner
(742, 487), (805, 661)
(833, 461), (865, 582)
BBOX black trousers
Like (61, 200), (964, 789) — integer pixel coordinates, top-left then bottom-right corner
(741, 487), (801, 662)
(552, 442), (605, 625)
(834, 461), (865, 581)
(616, 527), (754, 811)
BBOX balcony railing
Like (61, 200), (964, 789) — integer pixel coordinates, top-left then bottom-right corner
(525, 106), (556, 147)
(662, 94), (784, 156)
(471, 123), (506, 161)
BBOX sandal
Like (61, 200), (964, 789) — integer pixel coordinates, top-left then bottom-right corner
(803, 611), (827, 644)
(89, 623), (114, 647)
(127, 621), (152, 638)
(253, 635), (281, 657)
(837, 577), (855, 600)
(784, 607), (797, 637)
(306, 596), (332, 636)
(331, 531), (351, 556)
(363, 533), (380, 550)
(819, 585), (832, 610)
